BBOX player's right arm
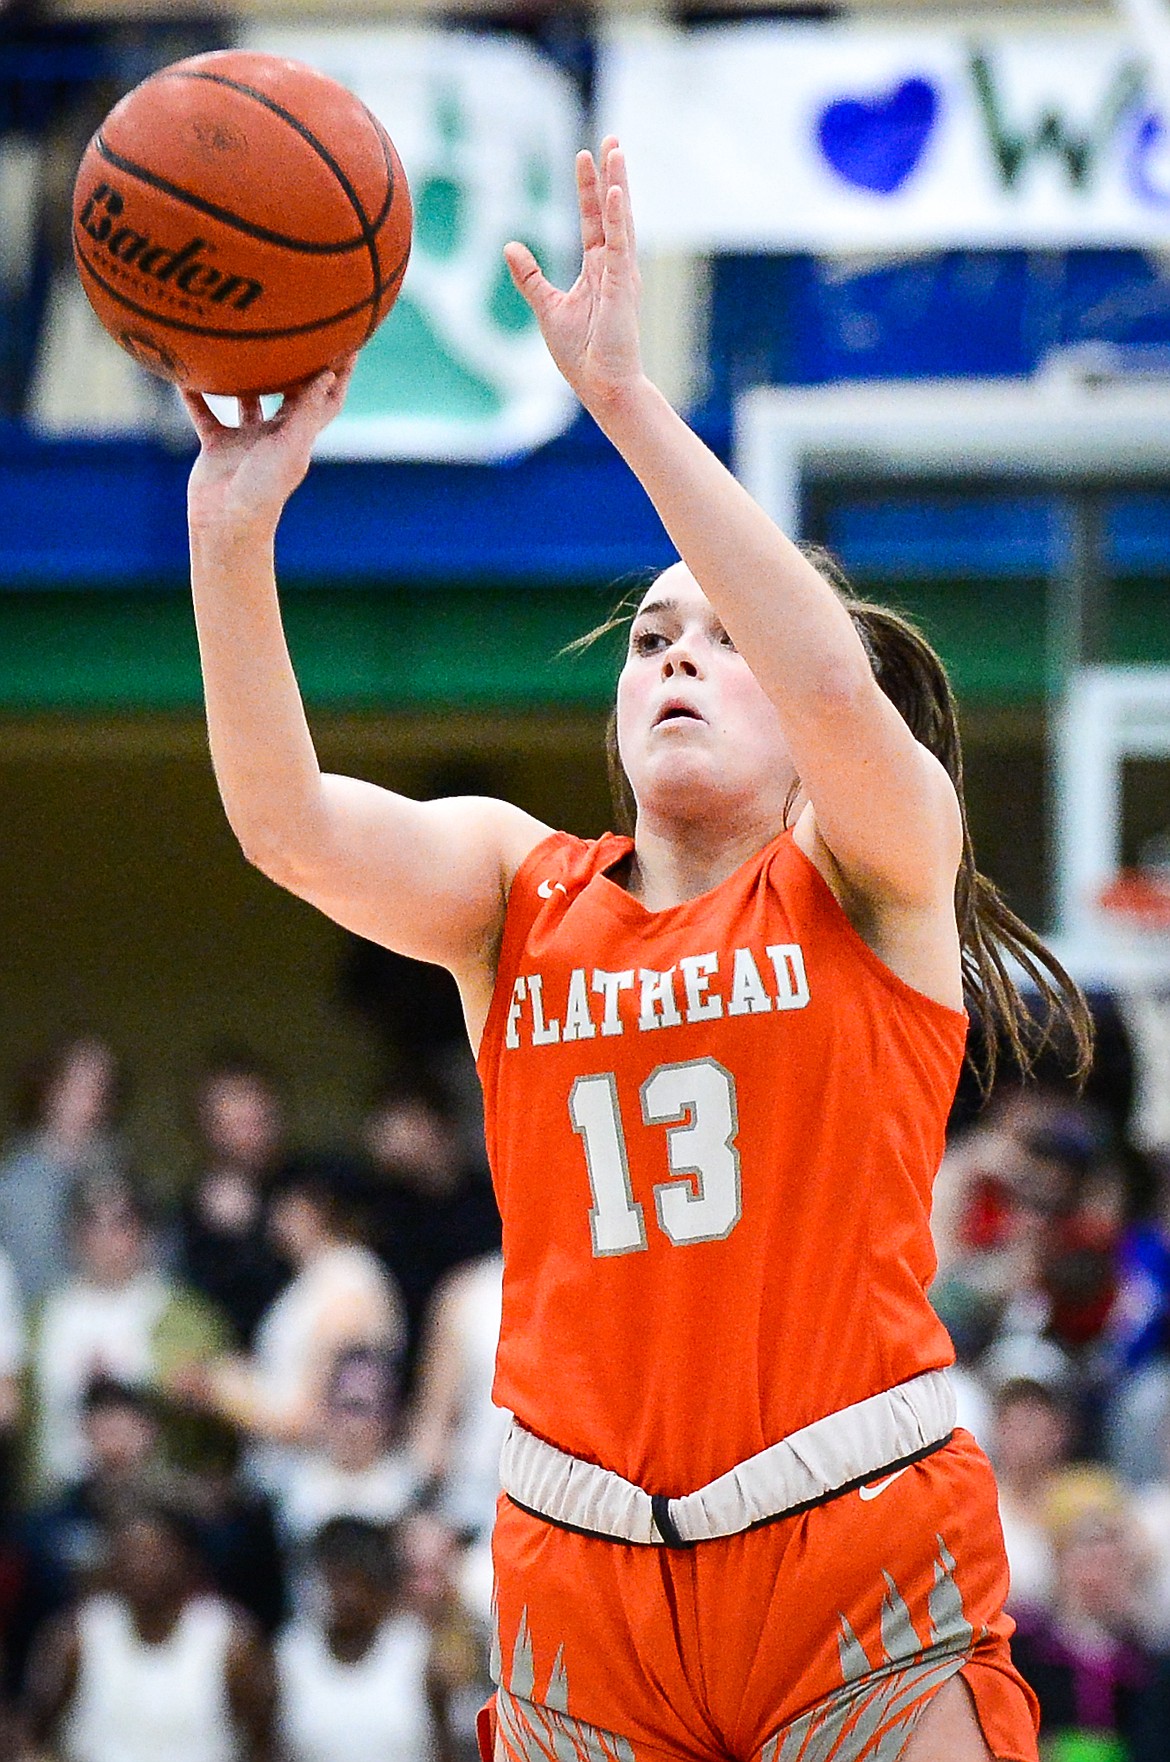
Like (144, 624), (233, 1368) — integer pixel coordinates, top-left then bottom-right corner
(184, 367), (550, 1033)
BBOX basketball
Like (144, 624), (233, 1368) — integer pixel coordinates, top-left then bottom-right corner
(71, 50), (411, 396)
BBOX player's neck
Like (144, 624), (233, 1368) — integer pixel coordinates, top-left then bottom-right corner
(627, 813), (784, 911)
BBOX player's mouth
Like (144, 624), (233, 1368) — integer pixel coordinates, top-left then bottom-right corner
(654, 698), (705, 728)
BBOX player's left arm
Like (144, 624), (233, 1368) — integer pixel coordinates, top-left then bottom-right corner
(506, 143), (962, 920)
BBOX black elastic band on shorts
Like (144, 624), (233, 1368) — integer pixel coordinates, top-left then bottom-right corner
(651, 1493), (692, 1550)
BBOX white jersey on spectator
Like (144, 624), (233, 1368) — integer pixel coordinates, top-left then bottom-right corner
(248, 1243), (404, 1493)
(62, 1593), (237, 1762)
(277, 1449), (422, 1543)
(252, 1243), (403, 1404)
(277, 1611), (432, 1762)
(35, 1272), (169, 1486)
(437, 1252), (507, 1537)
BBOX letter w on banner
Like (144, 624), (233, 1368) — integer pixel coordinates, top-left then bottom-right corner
(595, 20), (1169, 252)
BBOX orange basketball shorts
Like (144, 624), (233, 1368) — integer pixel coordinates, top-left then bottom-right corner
(487, 1429), (1039, 1762)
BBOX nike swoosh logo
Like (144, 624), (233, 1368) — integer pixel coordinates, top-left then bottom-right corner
(858, 1466), (912, 1502)
(537, 880), (568, 898)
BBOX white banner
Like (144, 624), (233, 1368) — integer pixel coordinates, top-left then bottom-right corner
(596, 22), (1170, 252)
(240, 26), (582, 461)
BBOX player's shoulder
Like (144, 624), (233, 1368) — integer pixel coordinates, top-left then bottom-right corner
(506, 824), (630, 904)
(416, 795), (554, 900)
(422, 794), (550, 855)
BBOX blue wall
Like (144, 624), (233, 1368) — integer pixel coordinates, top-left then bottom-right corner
(3, 15), (1170, 596)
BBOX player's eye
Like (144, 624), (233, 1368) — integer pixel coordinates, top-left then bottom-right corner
(632, 628), (668, 655)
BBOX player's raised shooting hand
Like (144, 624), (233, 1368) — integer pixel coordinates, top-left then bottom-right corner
(504, 140), (645, 422)
(184, 355), (356, 540)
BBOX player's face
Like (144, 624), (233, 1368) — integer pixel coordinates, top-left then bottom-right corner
(616, 566), (797, 831)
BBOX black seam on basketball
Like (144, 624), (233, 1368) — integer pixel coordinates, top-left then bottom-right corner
(93, 134), (371, 256)
(75, 240), (401, 342)
(345, 111), (397, 246)
(170, 71), (386, 330)
(365, 116), (402, 339)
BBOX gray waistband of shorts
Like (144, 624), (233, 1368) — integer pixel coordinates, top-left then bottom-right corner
(500, 1368), (956, 1547)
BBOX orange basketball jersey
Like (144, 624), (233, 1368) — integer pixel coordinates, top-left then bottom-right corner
(476, 828), (967, 1497)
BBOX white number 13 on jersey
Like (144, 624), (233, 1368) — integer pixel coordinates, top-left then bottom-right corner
(569, 1058), (742, 1256)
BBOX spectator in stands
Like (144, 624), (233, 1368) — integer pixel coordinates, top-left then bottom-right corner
(21, 1377), (168, 1627)
(933, 1088), (1109, 1277)
(277, 1516), (436, 1762)
(0, 1244), (25, 1448)
(24, 1499), (275, 1762)
(0, 1530), (27, 1710)
(185, 1446), (287, 1642)
(1103, 1145), (1170, 1375)
(410, 1252), (506, 1547)
(32, 1175), (229, 1490)
(0, 1036), (124, 1305)
(399, 1510), (492, 1762)
(16, 1373), (284, 1656)
(180, 1165), (404, 1497)
(933, 1092), (1123, 1399)
(178, 1050), (290, 1348)
(1012, 1467), (1161, 1756)
(358, 1072), (499, 1378)
(274, 1345), (422, 1556)
(987, 1376), (1076, 1616)
(1101, 1146), (1170, 1487)
(1130, 1395), (1170, 1653)
(944, 1335), (994, 1446)
(933, 1104), (1081, 1351)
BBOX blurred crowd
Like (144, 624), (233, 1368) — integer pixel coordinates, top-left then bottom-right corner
(5, 1002), (1170, 1760)
(933, 1005), (1170, 1762)
(0, 1030), (502, 1762)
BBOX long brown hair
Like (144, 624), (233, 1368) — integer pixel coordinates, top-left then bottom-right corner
(568, 552), (1094, 1094)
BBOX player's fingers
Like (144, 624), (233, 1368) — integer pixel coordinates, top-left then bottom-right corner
(603, 179), (633, 264)
(326, 353), (358, 407)
(180, 389), (226, 442)
(279, 366), (337, 423)
(503, 241), (554, 317)
(577, 150), (604, 255)
(603, 142), (637, 259)
(598, 135), (619, 218)
(238, 393), (264, 427)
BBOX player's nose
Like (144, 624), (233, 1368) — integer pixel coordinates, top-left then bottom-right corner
(661, 641), (701, 679)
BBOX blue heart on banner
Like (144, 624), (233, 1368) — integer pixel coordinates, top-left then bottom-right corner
(817, 78), (940, 195)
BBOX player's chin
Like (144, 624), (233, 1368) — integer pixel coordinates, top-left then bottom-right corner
(643, 752), (736, 817)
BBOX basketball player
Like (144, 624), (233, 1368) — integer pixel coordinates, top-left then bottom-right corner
(181, 141), (1091, 1762)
